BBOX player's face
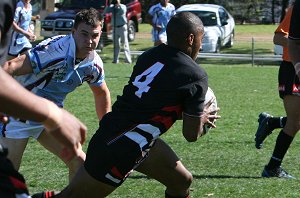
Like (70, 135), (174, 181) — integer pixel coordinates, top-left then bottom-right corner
(191, 31), (203, 60)
(72, 22), (102, 59)
(160, 0), (168, 6)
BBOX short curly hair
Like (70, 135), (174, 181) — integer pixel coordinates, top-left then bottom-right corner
(74, 8), (103, 29)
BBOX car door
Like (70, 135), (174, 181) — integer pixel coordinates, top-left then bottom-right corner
(218, 8), (230, 46)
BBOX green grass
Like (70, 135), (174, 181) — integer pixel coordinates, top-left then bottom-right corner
(20, 24), (300, 197)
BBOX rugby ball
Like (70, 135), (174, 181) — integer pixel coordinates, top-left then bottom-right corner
(203, 87), (218, 134)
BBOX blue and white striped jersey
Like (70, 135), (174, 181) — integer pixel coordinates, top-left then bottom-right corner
(19, 34), (105, 107)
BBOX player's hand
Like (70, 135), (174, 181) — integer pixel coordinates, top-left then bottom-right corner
(201, 98), (221, 129)
(27, 32), (36, 42)
(0, 113), (9, 124)
(42, 102), (87, 161)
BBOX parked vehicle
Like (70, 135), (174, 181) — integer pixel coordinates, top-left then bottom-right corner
(40, 0), (142, 50)
(176, 4), (235, 53)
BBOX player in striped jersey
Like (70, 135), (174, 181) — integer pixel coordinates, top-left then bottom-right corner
(0, 8), (111, 182)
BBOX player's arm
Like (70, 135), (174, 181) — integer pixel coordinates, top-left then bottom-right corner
(146, 7), (154, 26)
(0, 67), (87, 158)
(182, 103), (220, 142)
(273, 32), (288, 47)
(2, 53), (33, 75)
(89, 81), (111, 120)
(12, 21), (35, 41)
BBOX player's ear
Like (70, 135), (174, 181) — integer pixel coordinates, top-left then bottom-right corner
(186, 33), (194, 46)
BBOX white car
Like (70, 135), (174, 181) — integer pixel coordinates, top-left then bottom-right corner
(176, 4), (235, 53)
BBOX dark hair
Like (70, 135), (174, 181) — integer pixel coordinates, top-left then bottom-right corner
(167, 12), (204, 45)
(74, 8), (103, 29)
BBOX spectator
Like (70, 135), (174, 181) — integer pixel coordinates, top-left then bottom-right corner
(8, 0), (36, 60)
(147, 0), (176, 46)
(104, 0), (132, 64)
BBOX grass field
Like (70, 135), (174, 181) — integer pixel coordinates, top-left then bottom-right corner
(20, 24), (300, 197)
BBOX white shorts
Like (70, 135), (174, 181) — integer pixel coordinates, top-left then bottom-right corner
(1, 118), (44, 139)
(151, 29), (167, 43)
(8, 32), (32, 56)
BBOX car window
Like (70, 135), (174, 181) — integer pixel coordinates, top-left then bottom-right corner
(189, 11), (218, 26)
(219, 8), (228, 23)
(61, 0), (106, 9)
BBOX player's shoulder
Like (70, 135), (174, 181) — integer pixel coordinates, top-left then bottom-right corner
(15, 1), (24, 11)
(168, 3), (175, 9)
(89, 51), (104, 68)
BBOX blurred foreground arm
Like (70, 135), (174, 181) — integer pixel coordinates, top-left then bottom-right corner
(0, 67), (87, 157)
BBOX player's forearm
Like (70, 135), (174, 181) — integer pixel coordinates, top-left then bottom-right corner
(12, 22), (30, 37)
(0, 67), (49, 122)
(273, 33), (288, 47)
(94, 93), (111, 120)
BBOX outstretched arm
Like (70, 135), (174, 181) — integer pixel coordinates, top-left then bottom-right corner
(0, 67), (87, 159)
(89, 81), (111, 120)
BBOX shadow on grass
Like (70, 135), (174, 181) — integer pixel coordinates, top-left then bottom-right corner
(196, 59), (280, 66)
(128, 174), (262, 180)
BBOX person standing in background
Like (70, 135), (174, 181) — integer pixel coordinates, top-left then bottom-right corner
(255, 1), (298, 179)
(8, 0), (36, 60)
(147, 0), (176, 46)
(104, 0), (132, 64)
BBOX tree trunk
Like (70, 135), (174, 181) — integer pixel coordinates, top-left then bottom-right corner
(280, 0), (289, 22)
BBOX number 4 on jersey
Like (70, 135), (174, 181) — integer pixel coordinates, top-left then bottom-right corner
(132, 62), (164, 98)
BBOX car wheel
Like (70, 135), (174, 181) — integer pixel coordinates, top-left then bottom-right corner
(215, 38), (221, 53)
(128, 20), (136, 42)
(225, 31), (234, 47)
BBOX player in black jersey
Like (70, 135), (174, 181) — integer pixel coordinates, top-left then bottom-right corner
(54, 12), (220, 198)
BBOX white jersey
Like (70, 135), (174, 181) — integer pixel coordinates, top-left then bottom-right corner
(1, 34), (105, 139)
(8, 0), (32, 55)
(148, 3), (176, 42)
(25, 34), (105, 107)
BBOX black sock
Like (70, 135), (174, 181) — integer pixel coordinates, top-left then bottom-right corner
(268, 117), (286, 130)
(266, 130), (293, 169)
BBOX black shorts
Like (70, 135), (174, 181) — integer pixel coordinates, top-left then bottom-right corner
(0, 145), (29, 197)
(278, 60), (300, 99)
(84, 127), (148, 187)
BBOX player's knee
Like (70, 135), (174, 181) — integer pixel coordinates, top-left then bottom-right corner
(176, 170), (193, 190)
(182, 171), (193, 189)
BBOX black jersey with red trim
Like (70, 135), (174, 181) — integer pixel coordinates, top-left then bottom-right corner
(289, 0), (300, 40)
(101, 44), (208, 140)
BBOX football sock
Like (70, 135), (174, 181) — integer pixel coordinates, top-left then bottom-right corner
(266, 130), (293, 169)
(31, 191), (56, 198)
(268, 116), (287, 130)
(165, 191), (190, 198)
